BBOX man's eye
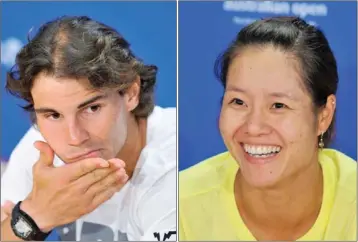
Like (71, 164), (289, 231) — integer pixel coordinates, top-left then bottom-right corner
(85, 105), (101, 113)
(46, 113), (61, 120)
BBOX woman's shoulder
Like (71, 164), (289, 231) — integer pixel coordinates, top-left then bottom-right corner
(320, 148), (356, 184)
(320, 148), (356, 199)
(179, 151), (236, 199)
(320, 149), (357, 240)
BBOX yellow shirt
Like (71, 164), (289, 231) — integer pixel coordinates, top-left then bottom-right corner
(179, 149), (357, 241)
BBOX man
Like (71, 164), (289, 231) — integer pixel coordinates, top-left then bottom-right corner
(1, 16), (176, 241)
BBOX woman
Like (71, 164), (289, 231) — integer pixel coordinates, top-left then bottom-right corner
(179, 16), (356, 241)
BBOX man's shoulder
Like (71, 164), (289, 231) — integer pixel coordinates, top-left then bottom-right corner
(9, 126), (65, 167)
(179, 151), (234, 199)
(1, 126), (42, 204)
(8, 126), (43, 163)
(144, 106), (176, 162)
(155, 105), (176, 116)
(151, 105), (176, 119)
(149, 106), (176, 134)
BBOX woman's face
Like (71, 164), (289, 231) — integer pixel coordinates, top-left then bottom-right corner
(219, 45), (330, 188)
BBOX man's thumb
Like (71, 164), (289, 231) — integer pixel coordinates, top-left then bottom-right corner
(34, 141), (55, 166)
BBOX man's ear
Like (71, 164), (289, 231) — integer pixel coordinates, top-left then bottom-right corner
(317, 94), (336, 135)
(124, 76), (141, 112)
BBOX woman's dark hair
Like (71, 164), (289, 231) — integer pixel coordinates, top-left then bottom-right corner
(215, 16), (338, 147)
(6, 15), (157, 123)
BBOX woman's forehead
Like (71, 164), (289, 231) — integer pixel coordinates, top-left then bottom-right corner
(226, 46), (308, 97)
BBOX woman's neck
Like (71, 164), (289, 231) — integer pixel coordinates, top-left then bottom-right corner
(235, 157), (323, 240)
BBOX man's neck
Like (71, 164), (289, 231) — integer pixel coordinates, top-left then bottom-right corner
(235, 156), (323, 239)
(116, 115), (147, 179)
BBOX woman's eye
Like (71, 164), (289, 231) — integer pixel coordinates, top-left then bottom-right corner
(230, 98), (245, 106)
(272, 103), (287, 109)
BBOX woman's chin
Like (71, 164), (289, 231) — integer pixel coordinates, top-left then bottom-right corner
(242, 173), (281, 188)
(238, 162), (283, 189)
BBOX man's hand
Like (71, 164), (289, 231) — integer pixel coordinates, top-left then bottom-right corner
(20, 141), (128, 232)
(1, 200), (15, 222)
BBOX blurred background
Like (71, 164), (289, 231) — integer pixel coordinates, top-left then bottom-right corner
(0, 1), (177, 172)
(179, 1), (357, 170)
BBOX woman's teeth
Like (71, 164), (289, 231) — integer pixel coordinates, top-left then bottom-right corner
(243, 144), (281, 157)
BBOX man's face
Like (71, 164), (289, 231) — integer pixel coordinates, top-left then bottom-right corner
(31, 72), (129, 163)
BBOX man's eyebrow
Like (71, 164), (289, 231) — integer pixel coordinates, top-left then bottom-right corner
(77, 94), (108, 109)
(34, 94), (108, 114)
(34, 107), (58, 114)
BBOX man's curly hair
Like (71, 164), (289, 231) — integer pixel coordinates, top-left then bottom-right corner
(6, 15), (157, 123)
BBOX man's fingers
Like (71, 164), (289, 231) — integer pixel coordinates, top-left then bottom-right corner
(64, 158), (110, 181)
(83, 168), (128, 195)
(108, 158), (126, 168)
(90, 179), (128, 210)
(73, 165), (124, 190)
(34, 141), (55, 167)
(65, 158), (125, 181)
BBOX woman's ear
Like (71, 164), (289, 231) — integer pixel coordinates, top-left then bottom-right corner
(317, 94), (336, 135)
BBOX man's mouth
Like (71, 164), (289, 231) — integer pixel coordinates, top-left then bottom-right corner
(69, 149), (101, 161)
